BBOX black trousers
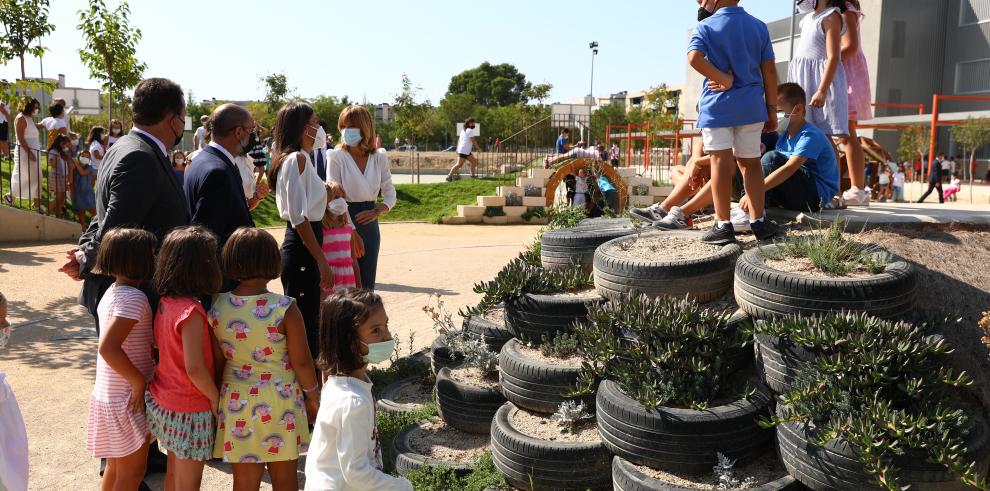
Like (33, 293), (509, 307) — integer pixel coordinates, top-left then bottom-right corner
(280, 220), (324, 359)
(918, 181), (944, 203)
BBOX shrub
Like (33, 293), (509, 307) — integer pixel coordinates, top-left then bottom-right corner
(632, 184), (650, 196)
(524, 185), (542, 197)
(521, 207), (546, 222)
(762, 217), (891, 275)
(572, 294), (750, 410)
(755, 313), (987, 491)
(460, 336), (498, 378)
(403, 450), (508, 491)
(464, 257), (593, 317)
(505, 192), (523, 207)
(424, 294), (479, 354)
(483, 206), (506, 217)
(546, 204), (588, 230)
(551, 401), (593, 434)
(713, 452), (756, 490)
(538, 331), (580, 359)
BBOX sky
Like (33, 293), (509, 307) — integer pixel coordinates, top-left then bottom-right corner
(0, 0), (792, 106)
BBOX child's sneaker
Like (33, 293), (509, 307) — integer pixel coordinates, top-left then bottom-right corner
(842, 187), (870, 206)
(652, 206), (691, 230)
(750, 219), (782, 242)
(631, 203), (667, 223)
(823, 195), (846, 210)
(730, 208), (751, 232)
(701, 221), (736, 245)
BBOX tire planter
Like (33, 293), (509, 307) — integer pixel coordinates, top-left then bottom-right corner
(377, 376), (432, 416)
(754, 333), (822, 395)
(541, 225), (637, 272)
(390, 420), (475, 478)
(612, 455), (804, 491)
(504, 291), (604, 343)
(596, 379), (773, 473)
(463, 308), (514, 353)
(734, 245), (916, 321)
(578, 217), (634, 229)
(435, 367), (506, 434)
(594, 231), (741, 303)
(776, 404), (990, 491)
(498, 338), (591, 414)
(430, 336), (464, 375)
(491, 403), (612, 491)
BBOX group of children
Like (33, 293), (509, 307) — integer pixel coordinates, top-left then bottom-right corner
(88, 225), (410, 490)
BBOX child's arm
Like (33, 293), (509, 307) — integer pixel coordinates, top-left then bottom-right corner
(98, 316), (147, 414)
(760, 60), (779, 133)
(283, 303), (320, 422)
(840, 10), (860, 62)
(336, 397), (414, 490)
(352, 259), (362, 289)
(688, 50), (733, 92)
(180, 309), (220, 412)
(210, 324), (226, 384)
(812, 12), (843, 108)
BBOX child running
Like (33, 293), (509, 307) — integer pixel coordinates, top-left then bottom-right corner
(211, 227), (320, 490)
(322, 197), (359, 298)
(85, 228), (158, 491)
(146, 226), (223, 491)
(304, 290), (413, 491)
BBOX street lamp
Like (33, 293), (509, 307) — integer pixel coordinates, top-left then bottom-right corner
(589, 41), (599, 105)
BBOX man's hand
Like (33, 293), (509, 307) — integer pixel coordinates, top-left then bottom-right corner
(255, 181), (270, 200)
(59, 247), (82, 281)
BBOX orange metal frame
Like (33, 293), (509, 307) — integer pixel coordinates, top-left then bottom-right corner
(606, 119), (699, 170)
(926, 94), (990, 180)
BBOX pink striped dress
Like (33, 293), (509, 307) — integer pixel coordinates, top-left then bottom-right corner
(86, 284), (155, 458)
(322, 227), (357, 295)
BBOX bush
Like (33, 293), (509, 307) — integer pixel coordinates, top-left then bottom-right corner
(464, 257), (593, 317)
(573, 294), (750, 410)
(756, 313), (987, 490)
(546, 203), (588, 230)
(538, 331), (580, 359)
(404, 450), (509, 491)
(505, 192), (523, 207)
(762, 217), (890, 275)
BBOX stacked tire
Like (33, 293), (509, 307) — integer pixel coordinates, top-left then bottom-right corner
(541, 223), (636, 272)
(504, 290), (603, 343)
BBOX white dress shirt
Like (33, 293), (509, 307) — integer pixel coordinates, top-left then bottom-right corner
(276, 151), (327, 227)
(304, 376), (413, 491)
(327, 148), (396, 209)
(130, 128), (168, 158)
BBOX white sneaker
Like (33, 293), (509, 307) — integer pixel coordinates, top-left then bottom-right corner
(730, 213), (751, 233)
(842, 187), (870, 207)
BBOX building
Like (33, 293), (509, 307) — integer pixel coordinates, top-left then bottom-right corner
(375, 103), (393, 123)
(561, 86), (683, 115)
(680, 0), (990, 171)
(13, 74), (102, 115)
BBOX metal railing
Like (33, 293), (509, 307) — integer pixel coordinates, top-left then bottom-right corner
(1, 143), (58, 217)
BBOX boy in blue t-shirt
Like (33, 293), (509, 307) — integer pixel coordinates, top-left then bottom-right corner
(739, 83), (839, 214)
(555, 129), (571, 154)
(689, 0), (779, 244)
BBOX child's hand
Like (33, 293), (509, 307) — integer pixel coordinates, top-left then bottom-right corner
(811, 90), (827, 108)
(129, 383), (146, 414)
(305, 393), (320, 424)
(208, 393), (220, 417)
(707, 70), (733, 93)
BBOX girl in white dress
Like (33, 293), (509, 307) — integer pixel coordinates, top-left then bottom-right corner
(788, 0), (850, 137)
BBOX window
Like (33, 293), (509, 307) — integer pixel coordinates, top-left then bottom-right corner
(960, 0), (990, 25)
(956, 59), (990, 94)
(891, 21), (906, 58)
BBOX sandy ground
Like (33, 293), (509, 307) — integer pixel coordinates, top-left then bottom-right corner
(0, 223), (540, 490)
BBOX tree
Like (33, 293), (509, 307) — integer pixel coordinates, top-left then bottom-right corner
(447, 62), (531, 107)
(0, 0), (54, 80)
(438, 92), (476, 142)
(950, 117), (990, 202)
(311, 95), (352, 137)
(523, 83), (553, 106)
(393, 74), (437, 146)
(77, 0), (147, 125)
(261, 73), (291, 112)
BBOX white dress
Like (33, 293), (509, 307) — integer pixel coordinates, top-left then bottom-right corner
(788, 7), (850, 136)
(10, 115), (42, 200)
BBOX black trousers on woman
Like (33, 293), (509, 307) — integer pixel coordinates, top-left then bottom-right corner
(281, 220), (324, 359)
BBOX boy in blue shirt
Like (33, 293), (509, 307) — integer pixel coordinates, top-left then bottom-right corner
(689, 0), (779, 244)
(737, 83), (839, 214)
(555, 129), (572, 154)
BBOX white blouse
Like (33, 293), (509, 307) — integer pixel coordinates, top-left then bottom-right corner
(327, 148), (397, 209)
(276, 151), (328, 227)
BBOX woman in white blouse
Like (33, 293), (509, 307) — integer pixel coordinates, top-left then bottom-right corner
(268, 101), (329, 355)
(327, 106), (396, 291)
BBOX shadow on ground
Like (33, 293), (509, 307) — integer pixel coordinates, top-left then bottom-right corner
(1, 296), (96, 372)
(375, 282), (458, 296)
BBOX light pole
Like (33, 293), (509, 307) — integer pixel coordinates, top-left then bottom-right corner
(589, 41), (599, 104)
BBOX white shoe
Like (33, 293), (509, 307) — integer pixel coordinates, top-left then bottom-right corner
(731, 214), (751, 233)
(842, 187), (870, 207)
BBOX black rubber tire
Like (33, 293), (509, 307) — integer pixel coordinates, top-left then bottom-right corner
(430, 337), (464, 375)
(596, 379), (774, 473)
(754, 333), (822, 395)
(435, 367), (506, 434)
(776, 404), (990, 491)
(612, 455), (805, 491)
(376, 376), (431, 416)
(505, 291), (604, 343)
(390, 420), (475, 477)
(594, 230), (741, 303)
(491, 402), (612, 491)
(578, 217), (634, 229)
(463, 308), (514, 353)
(734, 245), (916, 321)
(541, 225), (637, 272)
(497, 338), (591, 414)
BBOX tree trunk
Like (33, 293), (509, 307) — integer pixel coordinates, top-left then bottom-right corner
(107, 89), (113, 127)
(19, 55), (25, 81)
(971, 149), (976, 204)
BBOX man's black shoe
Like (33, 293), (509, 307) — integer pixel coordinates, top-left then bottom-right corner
(701, 221), (736, 245)
(750, 219), (782, 242)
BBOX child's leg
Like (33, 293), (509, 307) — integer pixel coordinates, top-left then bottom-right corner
(838, 122), (865, 189)
(267, 459), (300, 491)
(737, 157), (765, 219)
(231, 462), (266, 491)
(448, 156), (465, 177)
(352, 258), (362, 289)
(661, 158), (709, 211)
(101, 459), (117, 491)
(169, 455), (206, 491)
(468, 154), (479, 177)
(109, 441), (151, 491)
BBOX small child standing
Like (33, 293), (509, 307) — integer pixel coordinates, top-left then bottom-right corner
(211, 227), (320, 490)
(943, 173), (962, 202)
(146, 226), (223, 491)
(85, 228), (158, 491)
(0, 292), (30, 491)
(321, 197), (359, 298)
(892, 164), (906, 202)
(690, 0), (780, 244)
(71, 149), (97, 230)
(877, 166), (891, 202)
(304, 290), (413, 491)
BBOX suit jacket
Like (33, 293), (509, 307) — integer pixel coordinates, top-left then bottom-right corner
(77, 130), (189, 316)
(185, 145), (254, 247)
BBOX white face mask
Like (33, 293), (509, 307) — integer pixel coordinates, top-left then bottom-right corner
(313, 125), (327, 151)
(111, 127), (122, 136)
(796, 0), (816, 13)
(777, 109), (797, 135)
(79, 156), (90, 164)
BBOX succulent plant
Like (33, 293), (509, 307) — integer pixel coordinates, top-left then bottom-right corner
(551, 401), (593, 434)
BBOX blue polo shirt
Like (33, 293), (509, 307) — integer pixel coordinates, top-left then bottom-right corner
(776, 122), (839, 203)
(688, 7), (775, 129)
(556, 135), (568, 153)
(598, 176), (616, 192)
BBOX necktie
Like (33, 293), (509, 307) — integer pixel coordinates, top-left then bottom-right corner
(313, 149), (327, 181)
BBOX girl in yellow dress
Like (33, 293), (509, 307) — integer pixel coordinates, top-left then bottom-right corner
(211, 227), (320, 490)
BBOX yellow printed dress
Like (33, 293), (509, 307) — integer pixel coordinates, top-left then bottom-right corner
(210, 292), (310, 463)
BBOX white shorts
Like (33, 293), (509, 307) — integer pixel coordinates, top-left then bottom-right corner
(701, 122), (763, 159)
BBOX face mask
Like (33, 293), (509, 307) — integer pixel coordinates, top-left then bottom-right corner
(170, 115), (183, 148)
(328, 197), (348, 215)
(777, 110), (796, 135)
(313, 125), (327, 150)
(111, 127), (122, 136)
(342, 127), (363, 147)
(796, 0), (815, 13)
(79, 156), (90, 164)
(361, 339), (395, 364)
(698, 7), (714, 21)
(71, 137), (79, 147)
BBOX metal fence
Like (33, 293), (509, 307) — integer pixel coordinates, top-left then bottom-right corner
(2, 143), (59, 216)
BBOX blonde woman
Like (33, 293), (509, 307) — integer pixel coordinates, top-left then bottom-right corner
(327, 106), (394, 290)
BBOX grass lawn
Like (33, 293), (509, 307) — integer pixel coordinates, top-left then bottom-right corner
(252, 175), (515, 227)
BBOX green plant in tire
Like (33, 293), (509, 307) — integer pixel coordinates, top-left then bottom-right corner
(460, 337), (498, 379)
(403, 450), (508, 491)
(713, 452), (756, 489)
(762, 216), (891, 275)
(538, 331), (580, 358)
(463, 257), (593, 317)
(546, 203), (588, 230)
(551, 401), (593, 434)
(759, 314), (986, 491)
(572, 294), (750, 410)
(424, 294), (477, 353)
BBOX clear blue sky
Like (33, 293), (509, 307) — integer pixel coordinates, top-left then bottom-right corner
(1, 0), (791, 105)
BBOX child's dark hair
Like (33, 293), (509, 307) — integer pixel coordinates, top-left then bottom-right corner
(317, 289), (385, 374)
(221, 227), (281, 281)
(778, 83), (807, 108)
(95, 228), (157, 280)
(560, 128), (569, 134)
(154, 226), (222, 297)
(797, 0), (848, 12)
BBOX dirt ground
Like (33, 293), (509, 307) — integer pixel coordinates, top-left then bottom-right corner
(0, 223), (539, 490)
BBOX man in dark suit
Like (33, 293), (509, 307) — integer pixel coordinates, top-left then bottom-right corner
(917, 152), (945, 204)
(184, 103), (255, 248)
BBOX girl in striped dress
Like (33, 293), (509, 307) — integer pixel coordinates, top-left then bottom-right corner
(321, 197), (359, 297)
(86, 228), (158, 491)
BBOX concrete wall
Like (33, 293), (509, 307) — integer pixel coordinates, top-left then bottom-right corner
(0, 206), (81, 244)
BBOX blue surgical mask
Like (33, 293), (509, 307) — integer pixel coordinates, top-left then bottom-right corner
(361, 339), (395, 364)
(342, 127), (363, 147)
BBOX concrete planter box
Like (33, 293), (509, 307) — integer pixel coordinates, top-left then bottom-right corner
(503, 206), (528, 217)
(477, 196), (506, 207)
(457, 205), (485, 218)
(522, 196), (547, 207)
(482, 215), (509, 225)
